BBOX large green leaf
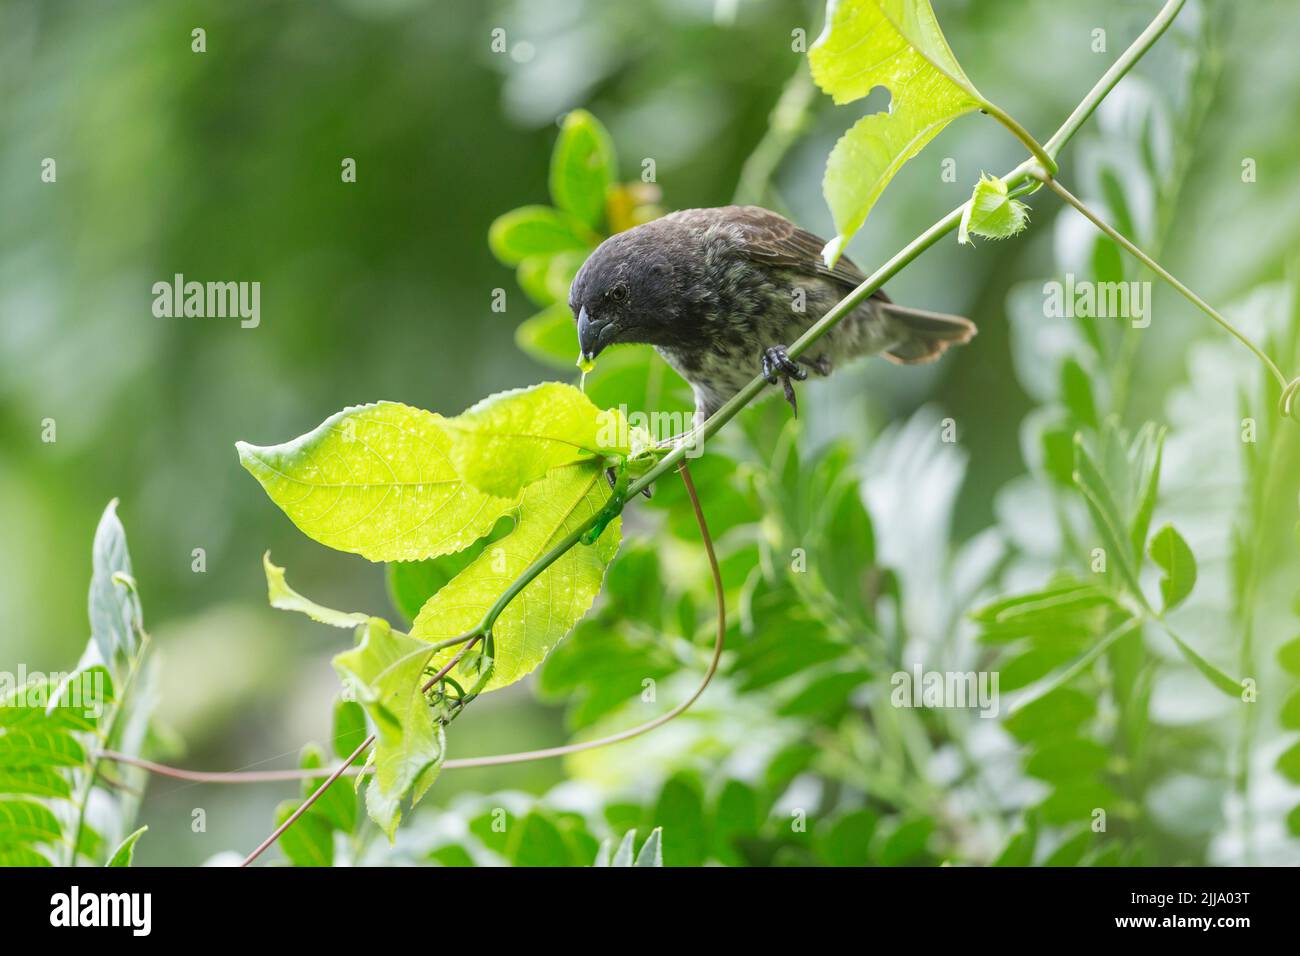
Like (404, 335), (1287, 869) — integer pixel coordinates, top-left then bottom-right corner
(550, 109), (616, 231)
(412, 460), (621, 691)
(238, 402), (516, 562)
(443, 383), (640, 499)
(810, 0), (984, 262)
(333, 619), (445, 838)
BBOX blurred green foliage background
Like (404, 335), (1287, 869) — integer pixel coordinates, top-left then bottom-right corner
(4, 0), (1300, 865)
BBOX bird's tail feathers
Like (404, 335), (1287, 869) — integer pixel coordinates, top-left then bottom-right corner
(877, 303), (976, 365)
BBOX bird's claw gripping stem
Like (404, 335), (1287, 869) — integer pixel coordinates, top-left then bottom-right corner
(761, 344), (808, 417)
(607, 460), (653, 498)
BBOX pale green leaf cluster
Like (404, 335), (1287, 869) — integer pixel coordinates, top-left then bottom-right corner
(810, 0), (985, 263)
(958, 173), (1030, 244)
(593, 827), (663, 866)
(0, 501), (156, 866)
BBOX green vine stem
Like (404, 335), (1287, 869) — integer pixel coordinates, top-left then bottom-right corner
(1031, 169), (1295, 404)
(1043, 0), (1186, 159)
(981, 100), (1057, 176)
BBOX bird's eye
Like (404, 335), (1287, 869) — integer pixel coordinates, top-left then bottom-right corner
(610, 283), (627, 302)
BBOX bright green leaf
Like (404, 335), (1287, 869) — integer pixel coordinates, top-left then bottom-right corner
(1060, 357), (1099, 429)
(385, 522), (509, 625)
(0, 800), (63, 847)
(1148, 523), (1196, 612)
(817, 808), (878, 866)
(1280, 741), (1300, 784)
(1279, 637), (1300, 678)
(1279, 688), (1300, 730)
(331, 698), (369, 761)
(274, 799), (333, 867)
(333, 619), (445, 838)
(414, 461), (621, 691)
(238, 402), (516, 562)
(651, 773), (706, 866)
(106, 826), (147, 867)
(810, 0), (984, 261)
(1025, 737), (1108, 783)
(1004, 687), (1096, 743)
(510, 811), (572, 867)
(300, 743), (358, 835)
(992, 818), (1037, 866)
(958, 173), (1029, 244)
(488, 205), (592, 266)
(0, 729), (85, 769)
(634, 827), (663, 867)
(443, 383), (638, 499)
(878, 816), (934, 865)
(0, 769), (73, 800)
(0, 847), (52, 866)
(550, 109), (616, 230)
(263, 553), (370, 628)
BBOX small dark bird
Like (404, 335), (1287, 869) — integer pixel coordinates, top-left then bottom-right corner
(570, 205), (976, 426)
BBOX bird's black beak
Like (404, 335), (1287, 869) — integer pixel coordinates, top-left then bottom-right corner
(576, 306), (609, 361)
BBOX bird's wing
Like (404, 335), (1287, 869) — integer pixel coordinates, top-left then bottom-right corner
(722, 205), (884, 296)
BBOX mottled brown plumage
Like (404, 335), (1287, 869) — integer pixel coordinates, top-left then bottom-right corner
(570, 205), (975, 424)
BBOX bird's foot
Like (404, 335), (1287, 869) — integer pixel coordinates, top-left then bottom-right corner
(606, 465), (653, 499)
(761, 344), (808, 417)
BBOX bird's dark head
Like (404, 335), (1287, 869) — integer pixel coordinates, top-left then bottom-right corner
(569, 228), (680, 361)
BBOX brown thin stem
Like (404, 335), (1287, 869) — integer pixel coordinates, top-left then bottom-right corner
(238, 633), (486, 864)
(240, 733), (373, 867)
